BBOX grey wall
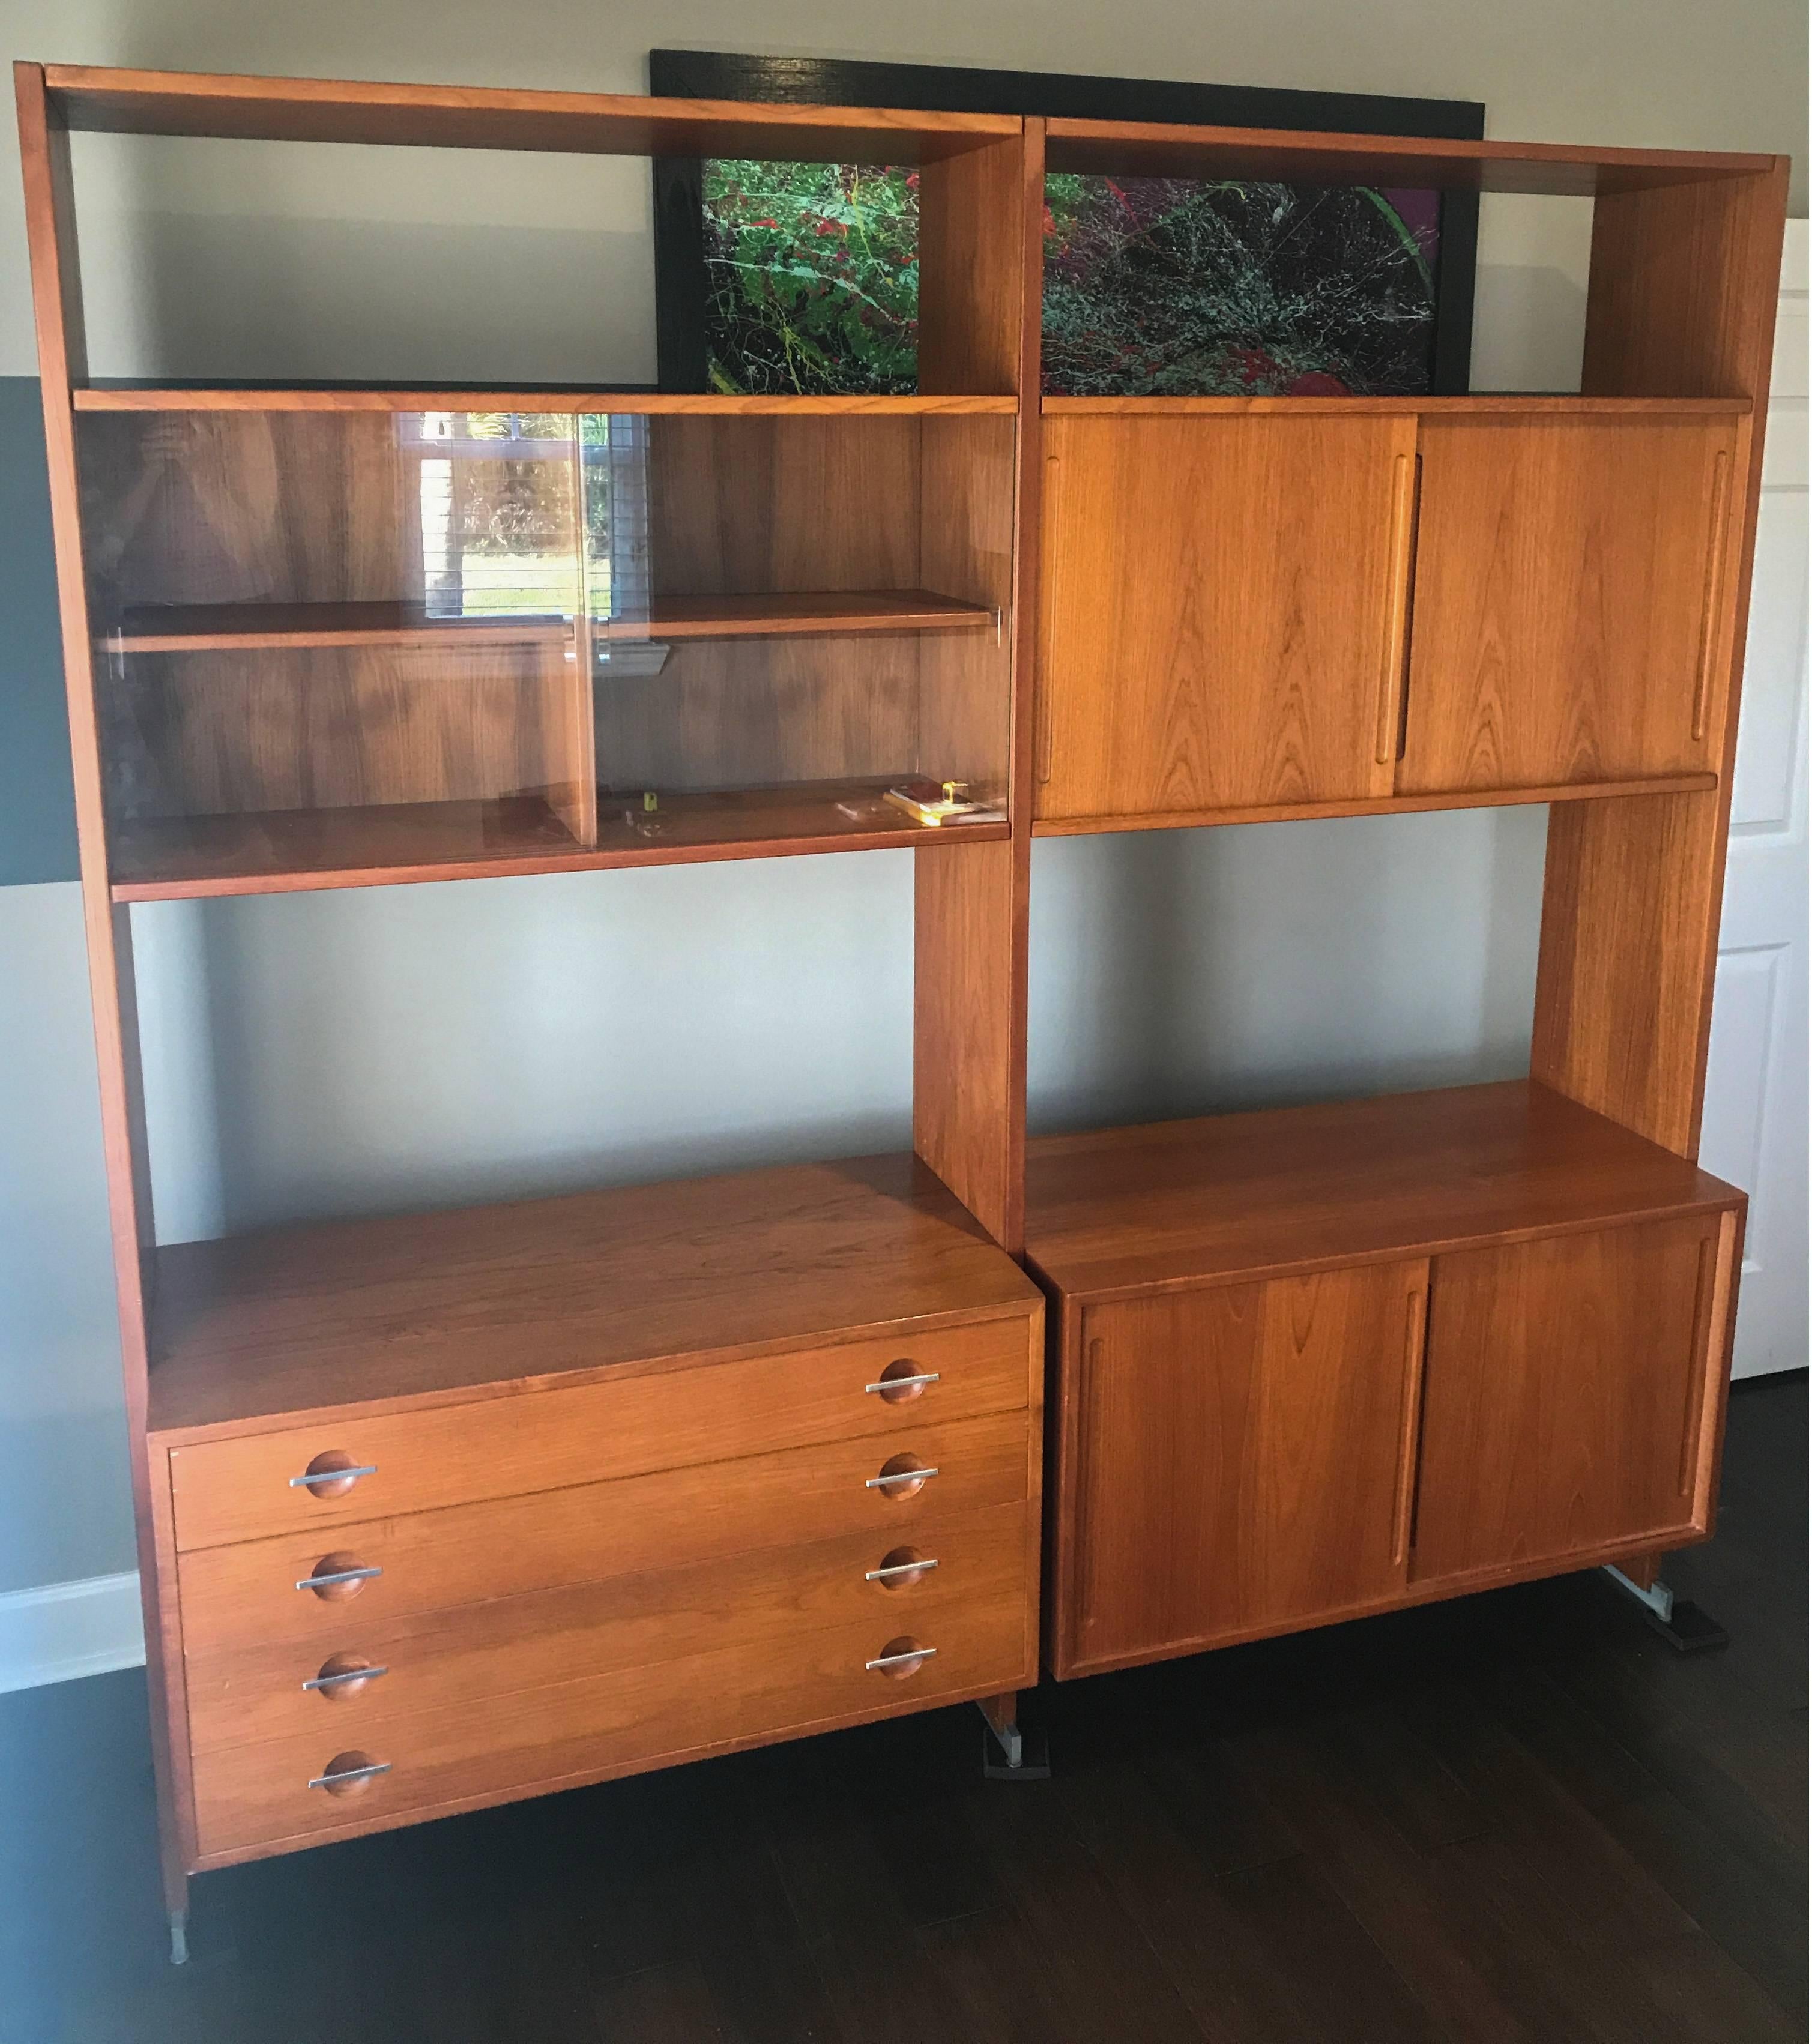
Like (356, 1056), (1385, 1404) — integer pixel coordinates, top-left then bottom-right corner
(0, 0), (1802, 1600)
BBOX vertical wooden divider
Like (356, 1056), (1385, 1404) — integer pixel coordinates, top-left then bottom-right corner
(911, 123), (1042, 1253)
(1533, 160), (1790, 1157)
(13, 62), (197, 1913)
(555, 413), (599, 845)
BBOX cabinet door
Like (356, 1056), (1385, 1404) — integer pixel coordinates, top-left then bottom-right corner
(1398, 415), (1743, 794)
(1058, 1259), (1428, 1675)
(1410, 1213), (1740, 1587)
(1037, 414), (1418, 824)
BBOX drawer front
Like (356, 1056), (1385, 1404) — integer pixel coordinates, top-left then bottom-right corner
(179, 1406), (1032, 1657)
(193, 1582), (1030, 1859)
(187, 1500), (1031, 1754)
(166, 1312), (1036, 1551)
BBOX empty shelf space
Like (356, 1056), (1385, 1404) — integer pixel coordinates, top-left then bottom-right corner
(109, 780), (1007, 899)
(145, 1151), (1038, 1437)
(600, 591), (993, 641)
(107, 601), (573, 651)
(1023, 1080), (1738, 1301)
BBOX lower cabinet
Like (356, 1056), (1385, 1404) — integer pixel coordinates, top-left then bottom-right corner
(1059, 1260), (1430, 1673)
(1409, 1213), (1737, 1588)
(1048, 1213), (1741, 1679)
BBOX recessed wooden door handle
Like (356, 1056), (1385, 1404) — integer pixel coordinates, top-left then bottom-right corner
(1691, 449), (1733, 744)
(1391, 1284), (1430, 1568)
(1375, 451), (1421, 767)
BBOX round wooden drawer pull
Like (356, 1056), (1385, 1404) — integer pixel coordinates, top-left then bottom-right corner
(290, 1450), (376, 1497)
(310, 1751), (390, 1796)
(303, 1654), (388, 1698)
(297, 1553), (381, 1600)
(867, 1637), (937, 1678)
(866, 1453), (938, 1498)
(866, 1547), (939, 1589)
(866, 1361), (940, 1403)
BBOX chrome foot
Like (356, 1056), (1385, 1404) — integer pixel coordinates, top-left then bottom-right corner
(169, 1911), (189, 1967)
(1602, 1566), (1729, 1654)
(979, 1702), (1051, 1781)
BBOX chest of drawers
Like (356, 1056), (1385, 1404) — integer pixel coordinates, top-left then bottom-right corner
(145, 1157), (1044, 1869)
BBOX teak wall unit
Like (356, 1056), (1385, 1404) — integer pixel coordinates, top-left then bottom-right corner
(17, 61), (1045, 1957)
(16, 62), (1784, 1956)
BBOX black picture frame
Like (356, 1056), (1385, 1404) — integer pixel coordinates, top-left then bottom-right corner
(648, 50), (1484, 397)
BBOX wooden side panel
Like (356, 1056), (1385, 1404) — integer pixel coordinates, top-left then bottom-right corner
(1412, 1213), (1739, 1585)
(1532, 788), (1732, 1154)
(1036, 412), (1416, 822)
(1536, 165), (1788, 1160)
(14, 61), (192, 1907)
(1583, 167), (1792, 401)
(1057, 1261), (1428, 1675)
(916, 132), (1024, 397)
(1400, 415), (1742, 793)
(913, 124), (1041, 1253)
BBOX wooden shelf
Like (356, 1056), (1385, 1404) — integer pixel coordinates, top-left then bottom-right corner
(1031, 774), (1720, 837)
(1023, 1081), (1738, 1303)
(44, 63), (1018, 163)
(602, 592), (994, 641)
(1043, 116), (1784, 196)
(72, 388), (1021, 415)
(1041, 396), (1754, 418)
(104, 593), (990, 652)
(146, 1151), (1042, 1438)
(108, 601), (573, 653)
(108, 781), (1009, 899)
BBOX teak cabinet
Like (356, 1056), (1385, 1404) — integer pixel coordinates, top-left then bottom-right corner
(1029, 1087), (1747, 1680)
(17, 61), (1784, 1953)
(1037, 405), (1747, 827)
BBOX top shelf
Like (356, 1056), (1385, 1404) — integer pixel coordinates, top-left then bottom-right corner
(40, 62), (1019, 163)
(1044, 115), (1786, 196)
(70, 388), (1021, 415)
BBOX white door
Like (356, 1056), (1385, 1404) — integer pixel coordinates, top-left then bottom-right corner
(1699, 222), (1808, 1380)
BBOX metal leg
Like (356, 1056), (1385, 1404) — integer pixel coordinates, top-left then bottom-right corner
(169, 1910), (189, 1967)
(977, 1698), (1051, 1781)
(1602, 1565), (1729, 1654)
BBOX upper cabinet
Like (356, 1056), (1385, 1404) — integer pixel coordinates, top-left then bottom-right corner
(1032, 403), (1750, 830)
(1028, 118), (1788, 839)
(1037, 411), (1416, 824)
(1398, 412), (1746, 795)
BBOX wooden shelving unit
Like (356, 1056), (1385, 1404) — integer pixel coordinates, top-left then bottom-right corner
(19, 57), (1042, 1949)
(17, 57), (1785, 1956)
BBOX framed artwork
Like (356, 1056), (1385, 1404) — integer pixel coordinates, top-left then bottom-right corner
(649, 53), (1484, 399)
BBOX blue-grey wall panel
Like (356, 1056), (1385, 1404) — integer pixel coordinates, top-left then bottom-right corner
(0, 378), (79, 887)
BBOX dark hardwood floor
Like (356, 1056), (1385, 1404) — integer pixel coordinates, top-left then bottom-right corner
(2, 1375), (1803, 2043)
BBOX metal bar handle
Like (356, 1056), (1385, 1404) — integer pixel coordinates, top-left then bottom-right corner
(865, 1557), (940, 1582)
(302, 1664), (390, 1692)
(290, 1464), (377, 1489)
(295, 1565), (382, 1592)
(866, 1646), (938, 1672)
(309, 1760), (391, 1790)
(865, 1466), (940, 1490)
(865, 1371), (940, 1396)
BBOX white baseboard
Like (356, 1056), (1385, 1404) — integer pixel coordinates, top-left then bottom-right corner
(0, 1572), (146, 1692)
